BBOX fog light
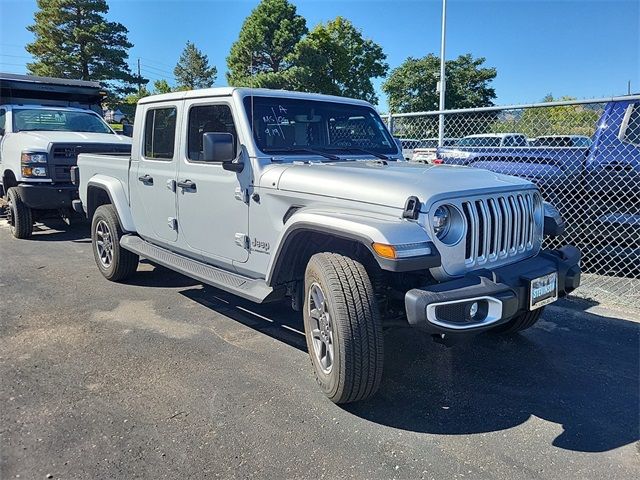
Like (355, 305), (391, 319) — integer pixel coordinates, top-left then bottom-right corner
(469, 301), (479, 319)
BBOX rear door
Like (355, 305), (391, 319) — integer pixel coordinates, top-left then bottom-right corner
(130, 104), (180, 243)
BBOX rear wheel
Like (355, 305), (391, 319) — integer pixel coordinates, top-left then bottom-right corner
(303, 252), (384, 404)
(91, 204), (138, 281)
(492, 307), (544, 334)
(6, 188), (33, 239)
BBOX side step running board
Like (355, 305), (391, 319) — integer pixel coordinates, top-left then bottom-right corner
(120, 235), (275, 303)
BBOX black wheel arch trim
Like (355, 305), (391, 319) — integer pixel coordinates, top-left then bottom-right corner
(266, 221), (441, 286)
(86, 181), (126, 232)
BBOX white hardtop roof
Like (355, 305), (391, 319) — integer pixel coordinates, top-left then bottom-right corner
(137, 87), (373, 107)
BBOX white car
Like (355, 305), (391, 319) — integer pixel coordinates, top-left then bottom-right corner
(455, 133), (529, 148)
(412, 138), (457, 163)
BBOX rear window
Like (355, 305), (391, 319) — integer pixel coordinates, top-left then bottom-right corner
(456, 136), (502, 147)
(143, 107), (177, 160)
(622, 103), (640, 147)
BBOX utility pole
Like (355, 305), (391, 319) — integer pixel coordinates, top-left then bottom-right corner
(437, 0), (447, 147)
(137, 58), (142, 94)
(628, 80), (632, 95)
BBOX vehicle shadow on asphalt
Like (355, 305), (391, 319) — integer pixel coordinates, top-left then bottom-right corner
(135, 267), (639, 454)
(181, 286), (308, 352)
(344, 301), (639, 454)
(27, 221), (91, 242)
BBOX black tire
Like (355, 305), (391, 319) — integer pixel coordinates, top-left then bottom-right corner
(6, 187), (33, 239)
(91, 204), (138, 281)
(492, 307), (545, 334)
(303, 252), (384, 404)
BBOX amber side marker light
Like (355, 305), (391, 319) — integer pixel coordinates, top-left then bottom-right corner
(372, 243), (397, 259)
(372, 242), (433, 260)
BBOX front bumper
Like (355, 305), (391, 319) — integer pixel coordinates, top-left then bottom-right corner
(405, 246), (581, 334)
(15, 183), (78, 210)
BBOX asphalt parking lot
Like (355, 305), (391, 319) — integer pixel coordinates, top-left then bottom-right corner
(1, 220), (638, 479)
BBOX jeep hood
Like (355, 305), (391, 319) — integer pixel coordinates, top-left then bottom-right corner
(264, 161), (534, 211)
(14, 131), (132, 150)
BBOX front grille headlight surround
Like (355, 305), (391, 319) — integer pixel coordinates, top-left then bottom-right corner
(431, 203), (465, 245)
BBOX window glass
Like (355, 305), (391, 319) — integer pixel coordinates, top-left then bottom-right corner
(455, 136), (501, 147)
(0, 109), (5, 132)
(243, 96), (396, 157)
(187, 104), (237, 161)
(12, 108), (112, 133)
(143, 107), (177, 159)
(623, 103), (640, 147)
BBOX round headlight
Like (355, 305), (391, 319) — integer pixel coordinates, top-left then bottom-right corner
(432, 205), (451, 238)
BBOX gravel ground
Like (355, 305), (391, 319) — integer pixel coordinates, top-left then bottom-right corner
(1, 220), (638, 479)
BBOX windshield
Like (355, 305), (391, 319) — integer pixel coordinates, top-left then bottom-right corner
(455, 136), (502, 147)
(13, 109), (113, 134)
(243, 96), (398, 158)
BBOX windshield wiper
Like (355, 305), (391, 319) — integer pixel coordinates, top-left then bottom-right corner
(322, 147), (389, 160)
(263, 147), (341, 161)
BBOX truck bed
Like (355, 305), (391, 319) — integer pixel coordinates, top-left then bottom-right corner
(77, 153), (131, 206)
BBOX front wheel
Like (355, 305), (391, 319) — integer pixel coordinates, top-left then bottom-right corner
(6, 188), (33, 239)
(303, 252), (384, 404)
(491, 307), (544, 334)
(91, 205), (139, 281)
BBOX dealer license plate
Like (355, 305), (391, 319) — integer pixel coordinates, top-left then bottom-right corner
(529, 272), (558, 310)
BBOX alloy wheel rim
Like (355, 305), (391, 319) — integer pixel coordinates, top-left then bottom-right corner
(308, 282), (334, 374)
(95, 220), (114, 268)
(6, 199), (15, 230)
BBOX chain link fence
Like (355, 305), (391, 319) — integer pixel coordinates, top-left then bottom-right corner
(385, 96), (640, 310)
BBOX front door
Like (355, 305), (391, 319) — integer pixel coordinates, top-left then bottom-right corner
(176, 101), (249, 263)
(131, 104), (180, 243)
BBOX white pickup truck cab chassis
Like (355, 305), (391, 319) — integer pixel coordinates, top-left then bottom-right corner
(76, 88), (581, 403)
(0, 74), (131, 238)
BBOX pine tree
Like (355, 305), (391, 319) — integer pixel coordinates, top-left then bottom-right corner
(26, 0), (143, 97)
(173, 41), (217, 90)
(226, 0), (307, 88)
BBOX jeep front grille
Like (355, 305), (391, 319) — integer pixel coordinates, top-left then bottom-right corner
(462, 192), (540, 268)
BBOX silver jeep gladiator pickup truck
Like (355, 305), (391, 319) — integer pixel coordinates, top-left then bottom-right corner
(76, 88), (581, 404)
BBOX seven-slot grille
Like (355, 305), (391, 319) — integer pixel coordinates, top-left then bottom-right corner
(50, 143), (131, 182)
(461, 192), (539, 267)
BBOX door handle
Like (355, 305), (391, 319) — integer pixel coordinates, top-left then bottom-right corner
(177, 179), (197, 191)
(138, 174), (154, 185)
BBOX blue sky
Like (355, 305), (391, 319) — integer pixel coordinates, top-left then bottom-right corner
(1, 0), (638, 111)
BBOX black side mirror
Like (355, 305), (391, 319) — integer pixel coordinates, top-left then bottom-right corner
(122, 124), (133, 137)
(202, 132), (243, 172)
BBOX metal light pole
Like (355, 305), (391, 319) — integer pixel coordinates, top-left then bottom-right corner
(438, 0), (447, 147)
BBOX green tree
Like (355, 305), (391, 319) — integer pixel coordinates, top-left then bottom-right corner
(491, 95), (600, 137)
(173, 41), (217, 90)
(153, 79), (172, 94)
(291, 17), (388, 104)
(226, 0), (307, 88)
(382, 53), (497, 113)
(26, 0), (143, 97)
